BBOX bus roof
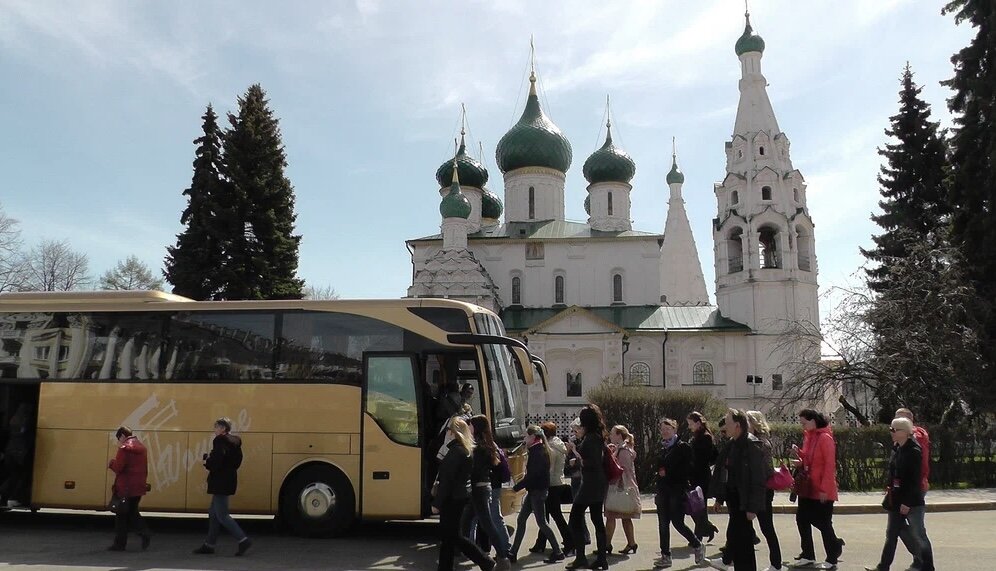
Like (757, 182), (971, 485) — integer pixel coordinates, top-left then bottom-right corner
(0, 290), (493, 317)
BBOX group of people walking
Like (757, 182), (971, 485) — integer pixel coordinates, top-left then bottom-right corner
(105, 418), (252, 556)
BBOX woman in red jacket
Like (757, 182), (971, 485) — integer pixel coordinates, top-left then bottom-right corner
(107, 426), (151, 552)
(791, 410), (844, 570)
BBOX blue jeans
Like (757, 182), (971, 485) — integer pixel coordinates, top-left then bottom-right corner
(881, 506), (934, 571)
(488, 486), (511, 557)
(510, 489), (561, 557)
(205, 494), (247, 546)
(460, 486), (509, 558)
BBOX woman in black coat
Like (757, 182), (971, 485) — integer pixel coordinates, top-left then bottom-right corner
(687, 411), (719, 542)
(566, 405), (609, 570)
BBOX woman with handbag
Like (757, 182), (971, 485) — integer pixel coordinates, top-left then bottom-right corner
(566, 405), (610, 570)
(654, 417), (704, 569)
(686, 411), (720, 543)
(747, 410), (783, 571)
(604, 425), (640, 555)
(106, 426), (151, 551)
(791, 409), (844, 570)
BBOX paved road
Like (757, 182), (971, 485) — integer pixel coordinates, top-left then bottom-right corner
(0, 508), (992, 570)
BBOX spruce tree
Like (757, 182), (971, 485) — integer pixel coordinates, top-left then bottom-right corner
(943, 0), (996, 383)
(164, 105), (227, 300)
(860, 64), (949, 293)
(220, 84), (304, 300)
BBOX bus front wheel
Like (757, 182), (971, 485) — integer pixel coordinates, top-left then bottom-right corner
(280, 464), (355, 537)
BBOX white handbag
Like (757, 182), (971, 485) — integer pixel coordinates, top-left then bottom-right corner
(604, 480), (640, 516)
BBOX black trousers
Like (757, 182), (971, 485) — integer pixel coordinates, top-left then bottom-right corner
(655, 490), (699, 555)
(796, 497), (841, 563)
(569, 501), (606, 561)
(113, 496), (150, 547)
(438, 498), (493, 571)
(757, 489), (782, 568)
(532, 485), (573, 550)
(725, 489), (757, 571)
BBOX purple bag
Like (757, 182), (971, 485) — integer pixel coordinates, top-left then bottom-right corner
(496, 449), (512, 484)
(685, 485), (706, 515)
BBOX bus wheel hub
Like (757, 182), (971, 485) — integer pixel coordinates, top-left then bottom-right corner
(299, 483), (335, 519)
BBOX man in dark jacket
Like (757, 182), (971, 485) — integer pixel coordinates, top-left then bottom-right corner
(718, 409), (766, 571)
(865, 417), (934, 571)
(107, 426), (150, 551)
(193, 418), (252, 556)
(654, 418), (704, 569)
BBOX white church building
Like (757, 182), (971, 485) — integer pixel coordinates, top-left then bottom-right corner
(406, 14), (820, 416)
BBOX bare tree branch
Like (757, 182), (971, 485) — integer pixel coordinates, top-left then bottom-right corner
(22, 239), (91, 292)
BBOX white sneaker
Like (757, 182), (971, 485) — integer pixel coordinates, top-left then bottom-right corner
(793, 558), (817, 567)
(763, 566), (784, 571)
(653, 554), (673, 569)
(706, 559), (731, 570)
(693, 545), (706, 564)
(6, 500), (21, 508)
(815, 563), (837, 570)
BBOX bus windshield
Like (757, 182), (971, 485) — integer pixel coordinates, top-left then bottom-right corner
(473, 313), (524, 432)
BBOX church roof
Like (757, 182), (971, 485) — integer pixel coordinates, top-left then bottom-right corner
(408, 220), (661, 243)
(501, 305), (749, 333)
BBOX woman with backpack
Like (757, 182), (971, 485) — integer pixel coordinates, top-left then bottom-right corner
(566, 405), (610, 570)
(462, 415), (512, 570)
(508, 425), (565, 564)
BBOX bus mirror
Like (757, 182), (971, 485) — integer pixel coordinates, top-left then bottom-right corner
(531, 357), (549, 392)
(510, 346), (535, 386)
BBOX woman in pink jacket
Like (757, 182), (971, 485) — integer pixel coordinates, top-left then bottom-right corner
(791, 409), (844, 570)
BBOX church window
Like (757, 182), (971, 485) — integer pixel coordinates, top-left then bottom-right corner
(761, 186), (772, 201)
(727, 228), (744, 273)
(759, 146), (765, 156)
(511, 276), (521, 305)
(731, 190), (739, 205)
(612, 274), (623, 303)
(566, 371), (582, 397)
(525, 242), (544, 260)
(629, 362), (651, 386)
(759, 225), (781, 269)
(797, 226), (813, 271)
(528, 187), (535, 220)
(793, 188), (800, 202)
(554, 275), (565, 305)
(692, 361), (714, 384)
(772, 373), (784, 390)
(737, 149), (743, 159)
(607, 192), (613, 216)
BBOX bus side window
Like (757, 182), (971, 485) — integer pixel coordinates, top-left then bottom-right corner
(365, 355), (419, 446)
(279, 311), (402, 383)
(166, 312), (276, 381)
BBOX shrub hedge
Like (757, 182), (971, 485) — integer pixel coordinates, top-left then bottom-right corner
(586, 384), (996, 491)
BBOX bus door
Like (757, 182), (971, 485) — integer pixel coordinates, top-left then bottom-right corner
(360, 353), (423, 519)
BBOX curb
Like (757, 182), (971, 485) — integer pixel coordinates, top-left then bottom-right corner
(640, 501), (996, 516)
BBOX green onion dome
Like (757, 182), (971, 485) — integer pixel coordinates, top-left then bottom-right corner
(735, 14), (765, 56)
(584, 194), (591, 215)
(495, 75), (572, 174)
(440, 164), (472, 219)
(666, 154), (685, 185)
(582, 125), (636, 184)
(435, 135), (488, 189)
(481, 188), (503, 220)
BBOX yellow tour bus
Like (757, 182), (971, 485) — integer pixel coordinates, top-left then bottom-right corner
(0, 291), (547, 536)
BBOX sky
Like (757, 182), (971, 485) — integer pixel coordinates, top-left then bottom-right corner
(0, 0), (975, 314)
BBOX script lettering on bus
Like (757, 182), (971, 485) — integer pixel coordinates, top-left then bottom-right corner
(116, 394), (252, 492)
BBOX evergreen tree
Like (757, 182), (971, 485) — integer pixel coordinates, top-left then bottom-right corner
(860, 64), (949, 293)
(164, 105), (227, 300)
(221, 84), (303, 300)
(943, 0), (996, 383)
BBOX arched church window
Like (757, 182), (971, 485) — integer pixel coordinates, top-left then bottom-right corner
(727, 228), (744, 273)
(737, 150), (743, 159)
(692, 361), (714, 384)
(612, 274), (623, 303)
(554, 275), (565, 305)
(566, 371), (582, 397)
(528, 187), (535, 220)
(793, 188), (800, 202)
(761, 186), (772, 201)
(731, 190), (739, 205)
(511, 276), (521, 305)
(607, 192), (613, 216)
(629, 362), (651, 386)
(759, 225), (780, 269)
(759, 146), (765, 156)
(797, 226), (813, 272)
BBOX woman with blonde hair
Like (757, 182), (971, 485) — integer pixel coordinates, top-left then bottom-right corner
(747, 410), (782, 571)
(434, 416), (495, 571)
(604, 425), (640, 555)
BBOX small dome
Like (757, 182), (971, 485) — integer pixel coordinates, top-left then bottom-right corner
(735, 14), (765, 56)
(582, 125), (636, 184)
(584, 194), (591, 215)
(439, 165), (472, 219)
(481, 188), (503, 220)
(666, 154), (685, 185)
(435, 135), (488, 189)
(495, 76), (572, 173)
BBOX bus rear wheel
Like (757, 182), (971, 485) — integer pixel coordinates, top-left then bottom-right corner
(279, 465), (355, 537)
